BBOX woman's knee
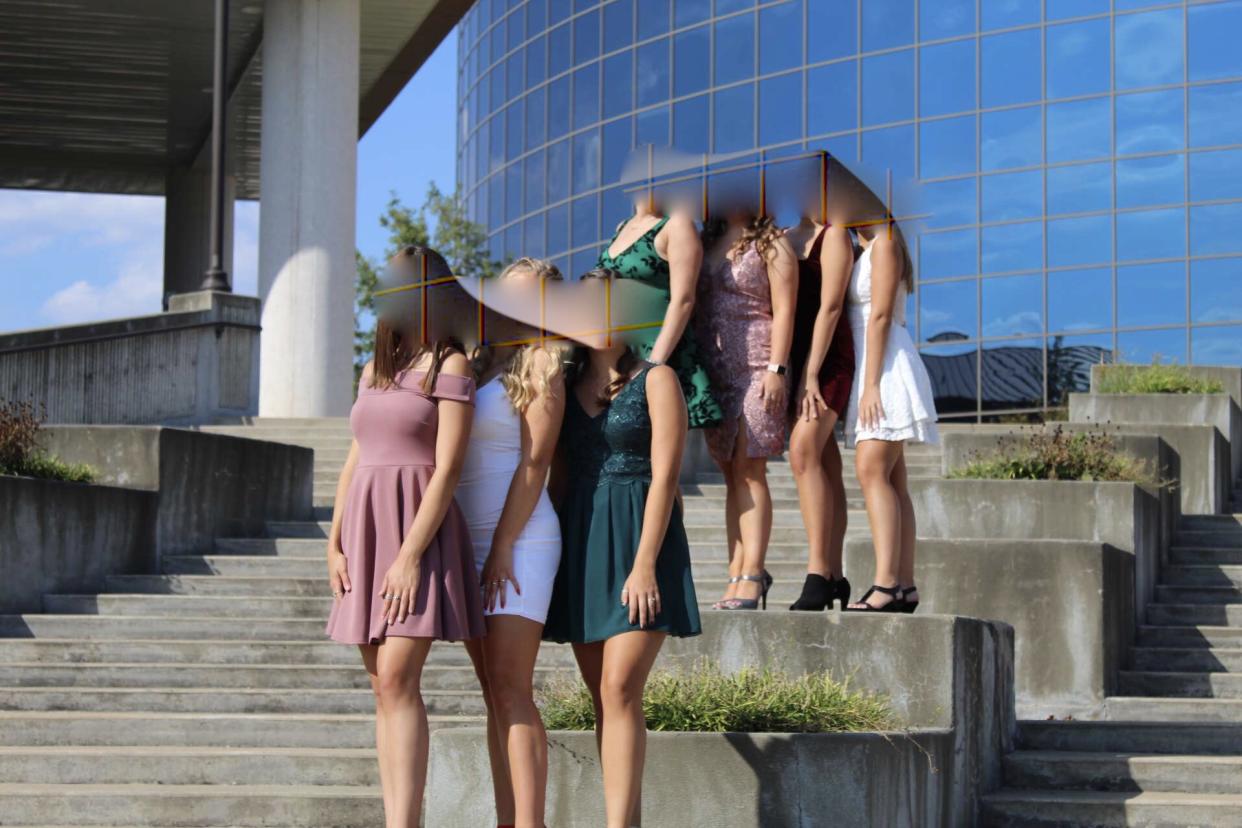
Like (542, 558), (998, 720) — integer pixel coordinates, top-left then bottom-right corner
(788, 436), (819, 477)
(375, 666), (421, 709)
(854, 451), (891, 486)
(730, 456), (767, 486)
(487, 670), (533, 717)
(598, 670), (643, 712)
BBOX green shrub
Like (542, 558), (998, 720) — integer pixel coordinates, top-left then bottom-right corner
(0, 400), (96, 483)
(1096, 363), (1224, 395)
(538, 661), (895, 734)
(948, 426), (1157, 485)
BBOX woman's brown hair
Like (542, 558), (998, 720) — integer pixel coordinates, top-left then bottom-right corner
(701, 213), (784, 263)
(370, 245), (464, 392)
(572, 267), (640, 407)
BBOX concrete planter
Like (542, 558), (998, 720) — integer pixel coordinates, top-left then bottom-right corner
(429, 613), (1014, 827)
(431, 729), (952, 828)
(1090, 364), (1242, 408)
(39, 426), (314, 559)
(0, 476), (155, 614)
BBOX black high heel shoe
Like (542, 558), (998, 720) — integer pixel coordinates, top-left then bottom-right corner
(789, 574), (852, 611)
(721, 571), (773, 610)
(899, 584), (919, 614)
(845, 584), (905, 613)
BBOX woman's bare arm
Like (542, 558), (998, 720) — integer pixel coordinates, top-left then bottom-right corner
(859, 236), (902, 429)
(649, 213), (703, 364)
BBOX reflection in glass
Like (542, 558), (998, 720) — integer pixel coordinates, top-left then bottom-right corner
(1116, 154), (1185, 210)
(1116, 89), (1184, 155)
(601, 186), (630, 237)
(603, 52), (633, 119)
(527, 36), (548, 88)
(571, 248), (599, 279)
(982, 338), (1044, 410)
(603, 0), (633, 53)
(1047, 162), (1111, 216)
(1189, 149), (1242, 203)
(714, 12), (755, 86)
(1189, 1), (1242, 82)
(506, 100), (523, 161)
(1116, 208), (1186, 262)
(506, 163), (522, 223)
(524, 214), (546, 259)
(920, 342), (977, 414)
(549, 23), (571, 77)
(524, 151), (546, 213)
(981, 106), (1041, 171)
(713, 84), (755, 154)
(573, 63), (600, 130)
(982, 222), (1042, 275)
(547, 202), (569, 257)
(920, 40), (975, 117)
(674, 0), (710, 28)
(1191, 258), (1242, 324)
(548, 75), (570, 139)
(808, 62), (856, 136)
(920, 229), (977, 280)
(635, 105), (669, 145)
(636, 38), (670, 107)
(1189, 82), (1242, 148)
(862, 50), (915, 127)
(547, 139), (571, 204)
(920, 116), (975, 179)
(1115, 8), (1182, 90)
(1047, 19), (1110, 100)
(1047, 214), (1112, 268)
(1118, 262), (1186, 327)
(1119, 328), (1187, 364)
(1047, 97), (1111, 163)
(809, 133), (857, 164)
(1193, 325), (1242, 366)
(808, 0), (855, 61)
(759, 0), (802, 75)
(636, 0), (669, 40)
(863, 125), (915, 185)
(982, 170), (1042, 222)
(920, 279), (978, 341)
(673, 94), (709, 154)
(507, 52), (524, 101)
(601, 118), (630, 186)
(981, 0), (1038, 30)
(1191, 203), (1242, 257)
(572, 193), (599, 248)
(982, 274), (1043, 337)
(525, 87), (546, 150)
(573, 128), (601, 194)
(922, 178), (977, 229)
(981, 29), (1040, 108)
(1048, 333), (1114, 405)
(759, 72), (801, 147)
(673, 25), (710, 97)
(921, 0), (974, 40)
(1049, 268), (1112, 332)
(574, 10), (600, 63)
(862, 0), (914, 52)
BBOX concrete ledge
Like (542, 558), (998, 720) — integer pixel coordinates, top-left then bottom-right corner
(1070, 392), (1242, 487)
(1091, 364), (1242, 409)
(845, 537), (1130, 720)
(0, 476), (155, 614)
(433, 614), (1013, 827)
(0, 291), (260, 425)
(431, 729), (953, 828)
(39, 426), (313, 557)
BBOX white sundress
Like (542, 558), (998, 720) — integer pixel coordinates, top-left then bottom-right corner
(844, 244), (940, 447)
(455, 377), (562, 624)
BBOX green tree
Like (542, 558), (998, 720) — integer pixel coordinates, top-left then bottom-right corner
(353, 184), (495, 383)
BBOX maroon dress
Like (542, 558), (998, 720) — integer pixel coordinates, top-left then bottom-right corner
(325, 369), (486, 645)
(788, 226), (856, 418)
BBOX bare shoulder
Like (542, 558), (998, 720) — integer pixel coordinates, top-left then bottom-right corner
(360, 360), (375, 383)
(767, 232), (798, 264)
(645, 363), (683, 398)
(439, 349), (471, 377)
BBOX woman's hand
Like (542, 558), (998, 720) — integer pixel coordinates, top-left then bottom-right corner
(378, 556), (422, 625)
(480, 542), (521, 612)
(760, 371), (786, 414)
(799, 380), (827, 422)
(621, 565), (661, 628)
(859, 384), (884, 431)
(327, 548), (351, 600)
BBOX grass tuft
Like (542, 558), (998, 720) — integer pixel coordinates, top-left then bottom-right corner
(0, 399), (96, 483)
(948, 426), (1159, 485)
(1096, 363), (1224, 395)
(538, 661), (896, 734)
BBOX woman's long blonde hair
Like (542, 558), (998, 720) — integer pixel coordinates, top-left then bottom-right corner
(477, 257), (569, 413)
(701, 213), (784, 262)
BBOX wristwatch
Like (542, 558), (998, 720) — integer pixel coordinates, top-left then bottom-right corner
(766, 363), (787, 376)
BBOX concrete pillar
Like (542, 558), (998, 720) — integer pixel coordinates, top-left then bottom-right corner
(164, 159), (235, 303)
(257, 0), (359, 417)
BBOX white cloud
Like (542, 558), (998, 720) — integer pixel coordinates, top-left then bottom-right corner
(41, 247), (163, 325)
(232, 200), (260, 297)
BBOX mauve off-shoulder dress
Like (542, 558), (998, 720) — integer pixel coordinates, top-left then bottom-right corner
(325, 370), (486, 645)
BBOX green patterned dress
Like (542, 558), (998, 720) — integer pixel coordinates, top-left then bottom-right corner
(543, 366), (702, 644)
(597, 216), (724, 429)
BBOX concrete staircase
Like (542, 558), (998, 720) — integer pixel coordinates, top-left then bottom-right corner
(0, 416), (939, 825)
(982, 501), (1242, 825)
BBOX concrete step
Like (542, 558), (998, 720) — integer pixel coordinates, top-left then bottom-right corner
(0, 614), (330, 640)
(1104, 696), (1242, 722)
(1136, 625), (1242, 648)
(1174, 529), (1242, 548)
(1154, 585), (1242, 605)
(1161, 565), (1242, 588)
(1147, 603), (1242, 626)
(1131, 646), (1242, 672)
(214, 537), (333, 556)
(1118, 671), (1242, 698)
(1170, 546), (1242, 565)
(0, 662), (562, 692)
(1002, 750), (1242, 794)
(43, 594), (333, 619)
(0, 685), (482, 715)
(1181, 514), (1242, 531)
(1019, 720), (1242, 755)
(108, 574), (328, 596)
(0, 710), (475, 748)
(0, 782), (382, 827)
(163, 554), (325, 577)
(0, 745), (378, 786)
(980, 789), (1242, 827)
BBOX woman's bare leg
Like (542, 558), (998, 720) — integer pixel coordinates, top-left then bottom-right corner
(598, 631), (666, 828)
(360, 645), (393, 818)
(849, 440), (904, 609)
(822, 432), (848, 580)
(465, 637), (513, 824)
(373, 636), (434, 828)
(484, 616), (549, 828)
(719, 454), (743, 604)
(788, 411), (840, 578)
(730, 426), (771, 604)
(890, 451), (918, 601)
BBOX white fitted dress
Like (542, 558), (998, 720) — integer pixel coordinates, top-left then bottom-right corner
(455, 378), (562, 623)
(844, 244), (940, 447)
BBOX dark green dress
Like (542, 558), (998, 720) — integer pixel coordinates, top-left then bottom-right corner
(597, 217), (724, 429)
(543, 366), (702, 644)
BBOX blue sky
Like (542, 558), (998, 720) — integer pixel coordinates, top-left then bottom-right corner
(0, 35), (458, 333)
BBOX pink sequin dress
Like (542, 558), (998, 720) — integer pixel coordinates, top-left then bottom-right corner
(325, 369), (486, 645)
(695, 243), (789, 465)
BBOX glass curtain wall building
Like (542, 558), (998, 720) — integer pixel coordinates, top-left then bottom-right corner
(456, 0), (1242, 419)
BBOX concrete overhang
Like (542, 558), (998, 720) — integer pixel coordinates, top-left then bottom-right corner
(0, 0), (470, 199)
